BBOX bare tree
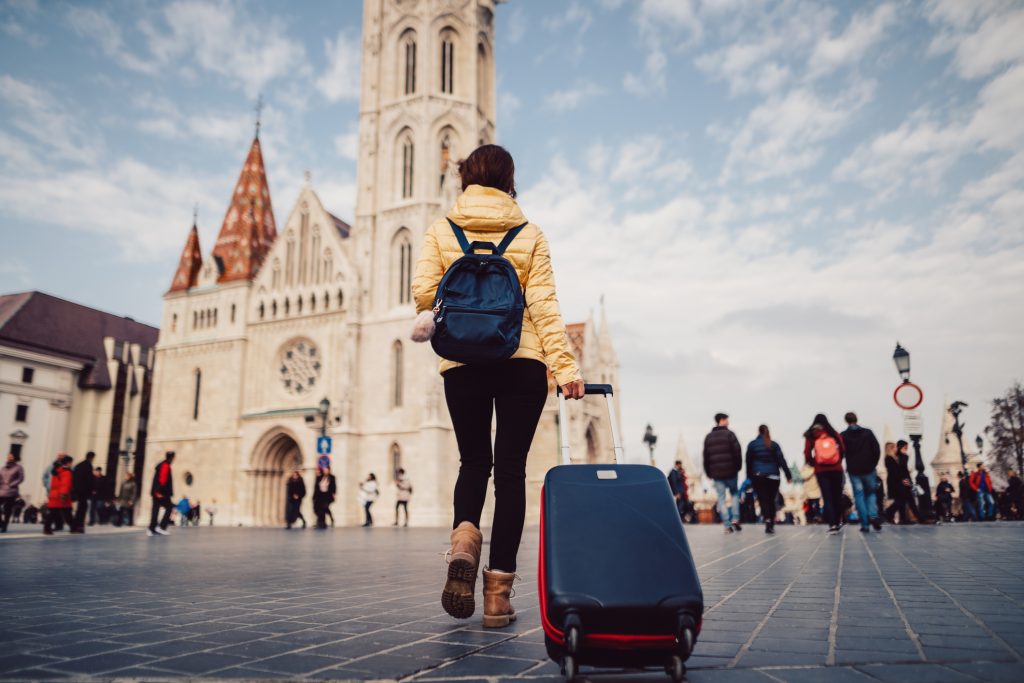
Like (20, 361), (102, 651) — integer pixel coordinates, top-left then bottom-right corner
(985, 381), (1024, 477)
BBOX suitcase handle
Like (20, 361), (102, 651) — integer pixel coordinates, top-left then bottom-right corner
(557, 384), (624, 465)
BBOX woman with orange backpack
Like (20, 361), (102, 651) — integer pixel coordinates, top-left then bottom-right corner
(803, 414), (846, 535)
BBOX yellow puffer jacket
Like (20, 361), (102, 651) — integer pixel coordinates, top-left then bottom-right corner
(412, 185), (582, 387)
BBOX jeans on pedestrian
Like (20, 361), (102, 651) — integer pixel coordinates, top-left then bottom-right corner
(849, 473), (878, 530)
(362, 501), (374, 526)
(149, 496), (172, 531)
(286, 499), (300, 527)
(978, 490), (995, 520)
(0, 496), (14, 531)
(713, 478), (740, 527)
(960, 494), (977, 521)
(817, 470), (844, 527)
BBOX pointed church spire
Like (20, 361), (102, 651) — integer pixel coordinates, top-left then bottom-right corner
(168, 219), (203, 293)
(211, 133), (277, 283)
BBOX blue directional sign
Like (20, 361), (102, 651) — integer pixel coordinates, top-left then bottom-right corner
(317, 436), (332, 455)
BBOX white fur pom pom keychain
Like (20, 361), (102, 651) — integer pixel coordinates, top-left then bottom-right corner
(410, 310), (436, 342)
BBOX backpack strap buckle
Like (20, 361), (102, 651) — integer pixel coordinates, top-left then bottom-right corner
(448, 219), (528, 256)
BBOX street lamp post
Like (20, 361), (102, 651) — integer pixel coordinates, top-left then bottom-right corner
(949, 400), (969, 478)
(642, 424), (657, 467)
(892, 343), (925, 476)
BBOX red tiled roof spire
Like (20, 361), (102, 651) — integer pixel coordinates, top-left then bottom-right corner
(168, 221), (203, 293)
(211, 135), (277, 283)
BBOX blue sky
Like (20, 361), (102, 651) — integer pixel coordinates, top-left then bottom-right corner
(1, 0), (1022, 475)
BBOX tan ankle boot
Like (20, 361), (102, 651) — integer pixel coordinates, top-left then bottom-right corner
(442, 521), (482, 619)
(482, 568), (517, 628)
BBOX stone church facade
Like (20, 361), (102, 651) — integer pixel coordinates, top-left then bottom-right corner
(142, 0), (620, 528)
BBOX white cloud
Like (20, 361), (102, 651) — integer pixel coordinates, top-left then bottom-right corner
(0, 74), (100, 164)
(333, 123), (359, 161)
(316, 29), (361, 103)
(807, 4), (898, 79)
(624, 49), (667, 96)
(66, 6), (158, 73)
(505, 6), (526, 44)
(543, 80), (605, 113)
(927, 1), (1024, 78)
(498, 92), (522, 124)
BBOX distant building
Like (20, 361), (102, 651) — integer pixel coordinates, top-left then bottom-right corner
(0, 291), (158, 505)
(931, 401), (982, 489)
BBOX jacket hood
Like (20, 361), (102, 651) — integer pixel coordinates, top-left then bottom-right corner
(447, 184), (527, 232)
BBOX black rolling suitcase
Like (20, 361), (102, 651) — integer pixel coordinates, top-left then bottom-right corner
(539, 384), (704, 682)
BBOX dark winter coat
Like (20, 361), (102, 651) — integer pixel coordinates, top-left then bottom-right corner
(803, 431), (846, 474)
(312, 474), (336, 504)
(841, 425), (881, 476)
(703, 426), (742, 480)
(745, 437), (792, 480)
(667, 468), (687, 499)
(958, 476), (973, 501)
(150, 460), (174, 498)
(936, 481), (954, 499)
(72, 461), (94, 498)
(287, 477), (307, 501)
(885, 454), (909, 495)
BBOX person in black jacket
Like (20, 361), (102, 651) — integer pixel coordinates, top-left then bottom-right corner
(884, 441), (919, 524)
(667, 461), (688, 520)
(71, 451), (96, 533)
(704, 413), (743, 533)
(936, 476), (954, 522)
(312, 466), (337, 529)
(841, 412), (882, 533)
(286, 470), (307, 529)
(957, 471), (977, 521)
(148, 451), (175, 536)
(745, 425), (792, 535)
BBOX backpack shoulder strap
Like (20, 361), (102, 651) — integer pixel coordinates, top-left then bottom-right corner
(495, 222), (528, 256)
(447, 218), (472, 254)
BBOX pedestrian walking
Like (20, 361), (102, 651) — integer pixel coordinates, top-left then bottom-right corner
(896, 441), (922, 522)
(286, 470), (307, 529)
(89, 467), (106, 526)
(915, 471), (937, 523)
(936, 476), (954, 522)
(312, 466), (336, 529)
(148, 451), (175, 536)
(971, 463), (995, 520)
(117, 472), (136, 526)
(1005, 470), (1023, 520)
(70, 452), (96, 533)
(394, 468), (412, 527)
(803, 414), (846, 535)
(410, 144), (583, 628)
(207, 499), (218, 526)
(745, 425), (792, 534)
(667, 461), (688, 521)
(884, 441), (917, 524)
(800, 463), (822, 523)
(176, 496), (191, 527)
(840, 412), (883, 533)
(957, 471), (977, 521)
(704, 413), (743, 534)
(358, 473), (379, 527)
(43, 455), (74, 534)
(1, 452), (25, 532)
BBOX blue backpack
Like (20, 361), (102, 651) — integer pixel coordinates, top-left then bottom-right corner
(430, 218), (528, 364)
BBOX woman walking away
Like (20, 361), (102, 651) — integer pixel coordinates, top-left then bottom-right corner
(44, 455), (74, 535)
(358, 473), (378, 527)
(394, 468), (412, 527)
(411, 144), (583, 628)
(1, 452), (25, 532)
(746, 426), (792, 534)
(286, 470), (307, 529)
(803, 414), (846, 535)
(312, 466), (336, 529)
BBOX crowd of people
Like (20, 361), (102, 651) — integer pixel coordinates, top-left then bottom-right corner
(285, 467), (414, 529)
(684, 412), (1024, 535)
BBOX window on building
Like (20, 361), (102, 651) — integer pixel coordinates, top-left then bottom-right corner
(297, 297), (303, 314)
(300, 210), (309, 285)
(284, 298), (290, 316)
(272, 300), (278, 317)
(273, 259), (281, 289)
(21, 367), (34, 384)
(393, 229), (412, 306)
(440, 134), (451, 192)
(324, 291), (330, 309)
(259, 302), (265, 320)
(231, 303), (236, 323)
(337, 289), (344, 309)
(9, 443), (22, 459)
(193, 369), (201, 420)
(172, 313), (178, 332)
(113, 339), (125, 361)
(403, 32), (417, 95)
(286, 235), (295, 285)
(14, 404), (28, 422)
(213, 308), (218, 326)
(440, 31), (455, 94)
(312, 227), (321, 283)
(310, 293), (317, 311)
(392, 341), (403, 407)
(193, 311), (198, 328)
(400, 135), (414, 199)
(324, 251), (333, 283)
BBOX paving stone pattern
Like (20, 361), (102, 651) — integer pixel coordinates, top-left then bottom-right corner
(1, 523), (1023, 681)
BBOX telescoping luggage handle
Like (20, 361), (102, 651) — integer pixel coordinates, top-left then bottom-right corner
(556, 383), (624, 465)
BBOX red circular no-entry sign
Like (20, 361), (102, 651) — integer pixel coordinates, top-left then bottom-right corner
(893, 382), (924, 410)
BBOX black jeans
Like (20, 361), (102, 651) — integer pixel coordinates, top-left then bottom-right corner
(149, 496), (173, 531)
(817, 471), (844, 527)
(73, 498), (89, 531)
(45, 507), (73, 532)
(444, 358), (548, 572)
(751, 476), (781, 526)
(362, 501), (374, 526)
(395, 500), (409, 525)
(0, 496), (14, 531)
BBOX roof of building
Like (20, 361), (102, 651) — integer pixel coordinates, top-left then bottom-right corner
(327, 211), (351, 239)
(168, 223), (203, 293)
(211, 136), (277, 283)
(0, 291), (159, 390)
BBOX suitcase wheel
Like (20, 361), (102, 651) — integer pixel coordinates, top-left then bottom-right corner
(666, 655), (685, 682)
(565, 625), (581, 655)
(561, 654), (578, 682)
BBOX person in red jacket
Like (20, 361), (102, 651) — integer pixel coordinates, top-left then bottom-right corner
(148, 451), (175, 536)
(970, 463), (995, 521)
(44, 455), (74, 535)
(803, 414), (846, 535)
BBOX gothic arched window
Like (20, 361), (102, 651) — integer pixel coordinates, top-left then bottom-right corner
(439, 133), (451, 192)
(401, 30), (417, 95)
(312, 226), (321, 283)
(337, 289), (344, 309)
(272, 300), (278, 317)
(258, 302), (265, 320)
(310, 293), (317, 311)
(299, 208), (309, 285)
(440, 29), (455, 94)
(272, 258), (281, 289)
(399, 132), (414, 199)
(192, 368), (201, 420)
(392, 341), (404, 408)
(393, 228), (413, 306)
(477, 41), (492, 117)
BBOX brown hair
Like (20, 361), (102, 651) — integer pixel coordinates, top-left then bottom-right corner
(459, 144), (517, 198)
(758, 425), (772, 449)
(884, 442), (896, 456)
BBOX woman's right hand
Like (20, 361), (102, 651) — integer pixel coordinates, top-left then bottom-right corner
(561, 379), (585, 400)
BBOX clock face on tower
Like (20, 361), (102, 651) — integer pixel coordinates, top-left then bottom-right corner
(278, 339), (321, 396)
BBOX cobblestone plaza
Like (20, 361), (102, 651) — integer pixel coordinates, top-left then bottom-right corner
(2, 524), (1023, 682)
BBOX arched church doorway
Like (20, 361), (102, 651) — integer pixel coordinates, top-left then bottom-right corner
(251, 430), (302, 526)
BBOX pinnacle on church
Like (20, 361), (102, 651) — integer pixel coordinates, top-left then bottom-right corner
(168, 221), (203, 293)
(210, 135), (277, 283)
